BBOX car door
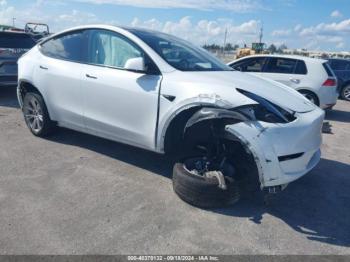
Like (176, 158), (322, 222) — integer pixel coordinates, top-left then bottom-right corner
(37, 30), (86, 130)
(81, 29), (162, 150)
(261, 57), (307, 90)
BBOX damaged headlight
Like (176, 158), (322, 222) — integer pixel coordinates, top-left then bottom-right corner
(236, 89), (296, 123)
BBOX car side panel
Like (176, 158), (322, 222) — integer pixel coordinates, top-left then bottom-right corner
(19, 47), (85, 130)
(81, 64), (162, 151)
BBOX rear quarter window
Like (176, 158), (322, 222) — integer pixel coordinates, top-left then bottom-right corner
(294, 60), (307, 75)
(323, 62), (335, 77)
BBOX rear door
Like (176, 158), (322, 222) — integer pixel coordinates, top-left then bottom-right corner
(261, 57), (308, 90)
(37, 30), (86, 129)
(0, 32), (36, 86)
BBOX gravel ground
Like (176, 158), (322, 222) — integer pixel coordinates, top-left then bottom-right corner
(0, 86), (349, 255)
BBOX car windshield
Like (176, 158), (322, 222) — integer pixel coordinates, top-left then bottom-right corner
(128, 29), (233, 72)
(0, 33), (36, 49)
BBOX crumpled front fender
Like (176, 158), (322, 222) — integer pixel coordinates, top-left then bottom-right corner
(184, 107), (250, 133)
(225, 107), (324, 188)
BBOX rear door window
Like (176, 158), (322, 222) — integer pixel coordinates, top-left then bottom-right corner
(264, 58), (297, 74)
(40, 31), (85, 62)
(0, 32), (36, 49)
(231, 57), (267, 72)
(323, 62), (335, 77)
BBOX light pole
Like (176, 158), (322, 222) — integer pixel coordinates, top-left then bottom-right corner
(223, 28), (227, 55)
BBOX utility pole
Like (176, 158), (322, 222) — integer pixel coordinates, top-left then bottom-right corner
(12, 17), (16, 27)
(223, 28), (228, 55)
(259, 23), (263, 44)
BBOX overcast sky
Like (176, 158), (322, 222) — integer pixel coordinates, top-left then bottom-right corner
(1, 0), (349, 51)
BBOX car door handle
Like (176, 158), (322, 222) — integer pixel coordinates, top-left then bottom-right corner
(39, 65), (48, 70)
(86, 74), (97, 79)
(290, 78), (300, 84)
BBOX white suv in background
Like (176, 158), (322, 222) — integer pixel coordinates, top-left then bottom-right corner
(228, 55), (338, 109)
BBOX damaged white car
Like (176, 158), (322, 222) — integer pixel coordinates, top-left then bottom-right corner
(17, 25), (324, 207)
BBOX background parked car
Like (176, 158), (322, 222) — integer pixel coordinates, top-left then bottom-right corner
(0, 23), (50, 88)
(0, 31), (36, 87)
(328, 58), (350, 101)
(228, 55), (338, 109)
(24, 22), (51, 42)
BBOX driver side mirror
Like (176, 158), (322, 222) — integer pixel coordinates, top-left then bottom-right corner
(124, 57), (146, 73)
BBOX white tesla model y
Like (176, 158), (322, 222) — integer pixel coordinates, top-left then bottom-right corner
(17, 25), (324, 207)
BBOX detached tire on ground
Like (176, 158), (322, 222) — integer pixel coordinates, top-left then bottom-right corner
(172, 162), (240, 208)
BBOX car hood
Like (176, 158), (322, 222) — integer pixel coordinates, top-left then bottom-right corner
(185, 71), (316, 113)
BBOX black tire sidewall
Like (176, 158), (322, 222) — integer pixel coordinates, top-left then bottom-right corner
(299, 90), (319, 106)
(172, 162), (240, 208)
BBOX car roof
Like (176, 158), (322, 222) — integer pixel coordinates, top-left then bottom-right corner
(230, 54), (327, 64)
(328, 58), (350, 61)
(47, 24), (176, 42)
(44, 24), (177, 73)
(0, 30), (29, 35)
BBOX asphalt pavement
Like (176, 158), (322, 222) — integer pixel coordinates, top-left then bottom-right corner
(0, 86), (349, 254)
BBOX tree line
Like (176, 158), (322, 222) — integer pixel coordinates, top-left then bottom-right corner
(203, 43), (288, 53)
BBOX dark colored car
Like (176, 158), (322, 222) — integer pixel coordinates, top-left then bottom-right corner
(0, 31), (36, 87)
(328, 58), (350, 101)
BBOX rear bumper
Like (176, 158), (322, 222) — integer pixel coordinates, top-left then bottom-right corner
(226, 107), (324, 188)
(318, 86), (338, 109)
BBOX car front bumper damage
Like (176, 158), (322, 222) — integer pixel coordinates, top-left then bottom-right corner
(225, 107), (325, 189)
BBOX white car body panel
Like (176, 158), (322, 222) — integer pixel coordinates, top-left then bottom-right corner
(226, 107), (324, 187)
(17, 25), (325, 189)
(229, 54), (338, 109)
(39, 55), (85, 130)
(156, 70), (316, 152)
(80, 63), (162, 150)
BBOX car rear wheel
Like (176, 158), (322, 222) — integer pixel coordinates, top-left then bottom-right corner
(341, 84), (350, 101)
(299, 90), (319, 106)
(23, 92), (55, 136)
